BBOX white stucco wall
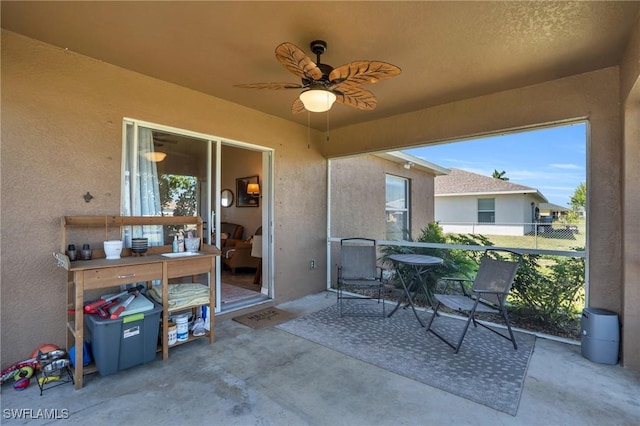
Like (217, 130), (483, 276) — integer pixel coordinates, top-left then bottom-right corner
(435, 194), (538, 235)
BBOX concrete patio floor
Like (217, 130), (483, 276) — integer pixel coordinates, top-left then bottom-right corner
(1, 291), (638, 425)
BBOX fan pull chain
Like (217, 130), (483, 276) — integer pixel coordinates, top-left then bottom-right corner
(326, 111), (330, 142)
(307, 111), (311, 149)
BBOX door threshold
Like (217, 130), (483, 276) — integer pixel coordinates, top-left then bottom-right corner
(219, 295), (271, 314)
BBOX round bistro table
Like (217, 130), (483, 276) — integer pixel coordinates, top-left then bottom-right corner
(388, 254), (443, 327)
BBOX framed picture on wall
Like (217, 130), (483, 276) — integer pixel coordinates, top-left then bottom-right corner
(236, 175), (260, 207)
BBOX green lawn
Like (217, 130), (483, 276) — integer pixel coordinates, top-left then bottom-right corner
(457, 220), (587, 251)
(484, 232), (585, 251)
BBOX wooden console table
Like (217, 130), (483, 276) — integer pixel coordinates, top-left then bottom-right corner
(59, 216), (220, 389)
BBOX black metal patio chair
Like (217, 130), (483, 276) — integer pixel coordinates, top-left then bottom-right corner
(425, 249), (522, 353)
(337, 238), (386, 317)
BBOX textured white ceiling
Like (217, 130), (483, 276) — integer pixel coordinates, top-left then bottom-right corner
(2, 1), (638, 130)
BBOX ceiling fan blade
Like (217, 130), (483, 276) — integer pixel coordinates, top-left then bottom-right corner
(334, 85), (378, 111)
(275, 42), (323, 81)
(291, 98), (306, 114)
(234, 82), (305, 90)
(329, 61), (401, 86)
(152, 132), (179, 143)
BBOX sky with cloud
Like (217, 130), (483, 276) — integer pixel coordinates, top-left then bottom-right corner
(406, 122), (587, 206)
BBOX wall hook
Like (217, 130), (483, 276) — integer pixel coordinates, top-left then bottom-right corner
(83, 192), (94, 203)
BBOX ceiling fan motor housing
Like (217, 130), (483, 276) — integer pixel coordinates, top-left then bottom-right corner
(307, 41), (333, 84)
(310, 40), (327, 55)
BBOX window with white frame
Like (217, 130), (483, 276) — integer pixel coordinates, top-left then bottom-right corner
(386, 174), (409, 240)
(477, 198), (495, 223)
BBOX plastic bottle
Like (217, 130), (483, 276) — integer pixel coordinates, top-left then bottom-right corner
(172, 236), (178, 253)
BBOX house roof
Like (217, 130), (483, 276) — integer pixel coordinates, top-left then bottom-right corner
(375, 152), (450, 176)
(539, 202), (571, 212)
(2, 2), (638, 131)
(435, 168), (548, 202)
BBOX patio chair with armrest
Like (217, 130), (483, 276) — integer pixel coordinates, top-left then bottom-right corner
(337, 238), (386, 317)
(425, 249), (522, 353)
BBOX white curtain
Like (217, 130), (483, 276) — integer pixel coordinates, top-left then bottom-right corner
(122, 124), (164, 247)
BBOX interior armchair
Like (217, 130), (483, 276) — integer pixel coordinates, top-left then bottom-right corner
(222, 226), (262, 275)
(218, 222), (244, 248)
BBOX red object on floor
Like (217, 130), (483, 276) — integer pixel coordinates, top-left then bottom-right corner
(30, 344), (60, 360)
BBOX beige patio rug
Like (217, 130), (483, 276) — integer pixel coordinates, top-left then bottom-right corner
(233, 307), (297, 329)
(276, 302), (535, 416)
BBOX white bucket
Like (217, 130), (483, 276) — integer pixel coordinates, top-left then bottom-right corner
(173, 314), (189, 342)
(167, 322), (177, 346)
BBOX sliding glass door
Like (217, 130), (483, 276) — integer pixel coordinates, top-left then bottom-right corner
(122, 118), (272, 313)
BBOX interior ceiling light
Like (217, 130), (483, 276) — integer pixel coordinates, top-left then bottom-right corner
(299, 89), (337, 113)
(144, 151), (167, 162)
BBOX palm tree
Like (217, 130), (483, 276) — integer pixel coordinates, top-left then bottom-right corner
(492, 169), (509, 181)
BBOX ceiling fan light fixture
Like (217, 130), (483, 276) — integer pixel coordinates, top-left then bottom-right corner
(299, 89), (337, 112)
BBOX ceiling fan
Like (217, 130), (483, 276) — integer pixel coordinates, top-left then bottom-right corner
(235, 40), (401, 113)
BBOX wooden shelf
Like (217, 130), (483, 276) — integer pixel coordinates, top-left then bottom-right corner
(61, 215), (206, 255)
(168, 331), (211, 348)
(61, 215), (220, 389)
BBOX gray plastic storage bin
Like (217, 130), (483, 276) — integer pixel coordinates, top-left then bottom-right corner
(581, 307), (619, 365)
(84, 296), (162, 375)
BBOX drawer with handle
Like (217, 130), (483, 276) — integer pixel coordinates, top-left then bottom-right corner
(82, 263), (162, 289)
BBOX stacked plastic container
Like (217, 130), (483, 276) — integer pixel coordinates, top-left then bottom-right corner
(84, 294), (162, 375)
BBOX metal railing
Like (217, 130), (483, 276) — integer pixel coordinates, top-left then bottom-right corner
(436, 221), (586, 250)
(328, 238), (585, 259)
(327, 237), (586, 338)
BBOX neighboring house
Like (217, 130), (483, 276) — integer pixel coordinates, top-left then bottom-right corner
(434, 168), (548, 236)
(538, 202), (571, 219)
(577, 206), (587, 218)
(329, 152), (448, 286)
(330, 152), (449, 241)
